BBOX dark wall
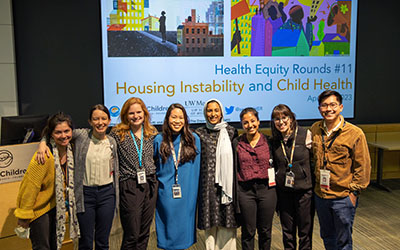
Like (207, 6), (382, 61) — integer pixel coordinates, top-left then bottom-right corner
(351, 0), (399, 124)
(12, 0), (104, 128)
(12, 0), (400, 128)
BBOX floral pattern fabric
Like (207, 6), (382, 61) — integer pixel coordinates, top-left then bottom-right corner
(195, 125), (238, 230)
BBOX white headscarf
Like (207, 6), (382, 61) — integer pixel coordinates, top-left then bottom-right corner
(204, 99), (233, 205)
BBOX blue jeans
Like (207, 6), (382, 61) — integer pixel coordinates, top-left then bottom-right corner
(77, 183), (116, 250)
(315, 195), (358, 250)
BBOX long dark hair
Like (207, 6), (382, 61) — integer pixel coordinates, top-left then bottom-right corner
(41, 112), (74, 143)
(160, 103), (197, 164)
(270, 104), (297, 139)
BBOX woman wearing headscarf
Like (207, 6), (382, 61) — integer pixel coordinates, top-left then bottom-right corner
(195, 99), (238, 250)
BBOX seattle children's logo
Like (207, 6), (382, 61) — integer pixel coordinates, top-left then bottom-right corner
(0, 150), (13, 168)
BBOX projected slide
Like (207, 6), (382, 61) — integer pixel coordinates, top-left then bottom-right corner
(101, 0), (357, 125)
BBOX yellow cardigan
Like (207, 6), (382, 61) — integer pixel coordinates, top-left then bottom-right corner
(14, 152), (56, 222)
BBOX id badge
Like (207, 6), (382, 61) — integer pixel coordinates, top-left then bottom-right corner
(137, 170), (147, 184)
(320, 169), (330, 190)
(285, 171), (295, 188)
(172, 184), (182, 199)
(268, 168), (276, 187)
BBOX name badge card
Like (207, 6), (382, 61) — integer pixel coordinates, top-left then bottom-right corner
(285, 171), (295, 188)
(137, 170), (147, 184)
(172, 184), (182, 199)
(320, 169), (330, 190)
(268, 168), (276, 187)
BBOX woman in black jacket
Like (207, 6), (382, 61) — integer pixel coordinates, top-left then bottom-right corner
(271, 104), (314, 250)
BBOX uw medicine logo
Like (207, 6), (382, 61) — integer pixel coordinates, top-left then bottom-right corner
(0, 150), (13, 168)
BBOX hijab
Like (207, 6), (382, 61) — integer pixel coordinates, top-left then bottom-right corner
(204, 99), (233, 204)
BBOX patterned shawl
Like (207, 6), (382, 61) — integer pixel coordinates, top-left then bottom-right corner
(50, 139), (80, 249)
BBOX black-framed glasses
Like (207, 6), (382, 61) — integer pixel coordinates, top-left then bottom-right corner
(319, 102), (339, 110)
(273, 116), (290, 123)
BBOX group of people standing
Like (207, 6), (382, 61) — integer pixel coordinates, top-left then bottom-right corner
(14, 90), (371, 250)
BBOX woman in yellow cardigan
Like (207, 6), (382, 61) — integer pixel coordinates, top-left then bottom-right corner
(14, 112), (80, 250)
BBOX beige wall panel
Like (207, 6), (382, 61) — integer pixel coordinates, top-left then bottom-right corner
(0, 0), (12, 25)
(0, 25), (14, 63)
(0, 64), (17, 102)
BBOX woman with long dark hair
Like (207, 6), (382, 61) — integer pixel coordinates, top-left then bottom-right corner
(233, 107), (276, 250)
(154, 103), (201, 250)
(36, 105), (119, 250)
(270, 104), (313, 250)
(73, 104), (119, 250)
(15, 112), (80, 250)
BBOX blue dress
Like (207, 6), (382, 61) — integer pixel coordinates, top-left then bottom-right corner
(154, 133), (201, 250)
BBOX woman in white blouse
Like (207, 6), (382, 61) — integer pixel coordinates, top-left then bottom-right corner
(37, 104), (119, 250)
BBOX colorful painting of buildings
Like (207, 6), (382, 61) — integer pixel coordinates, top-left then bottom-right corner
(206, 0), (224, 35)
(231, 0), (257, 57)
(108, 0), (145, 31)
(310, 41), (324, 56)
(230, 0), (354, 57)
(322, 33), (349, 55)
(141, 15), (159, 31)
(272, 29), (310, 56)
(177, 9), (223, 56)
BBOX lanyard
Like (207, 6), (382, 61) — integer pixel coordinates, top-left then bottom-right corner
(321, 125), (342, 168)
(170, 140), (182, 184)
(130, 127), (144, 168)
(61, 161), (70, 208)
(280, 127), (298, 169)
(62, 164), (68, 183)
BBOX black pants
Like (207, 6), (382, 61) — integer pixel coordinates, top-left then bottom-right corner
(77, 183), (116, 250)
(238, 179), (277, 250)
(277, 189), (314, 250)
(30, 208), (57, 250)
(119, 176), (158, 250)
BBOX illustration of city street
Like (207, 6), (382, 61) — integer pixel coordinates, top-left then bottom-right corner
(106, 0), (224, 57)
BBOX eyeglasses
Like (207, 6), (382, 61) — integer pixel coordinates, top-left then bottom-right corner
(273, 116), (290, 123)
(319, 102), (339, 110)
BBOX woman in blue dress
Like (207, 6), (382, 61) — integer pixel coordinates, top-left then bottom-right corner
(154, 103), (201, 250)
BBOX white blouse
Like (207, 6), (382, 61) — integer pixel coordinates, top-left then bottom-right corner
(83, 136), (114, 186)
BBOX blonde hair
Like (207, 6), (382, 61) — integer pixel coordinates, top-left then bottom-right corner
(112, 97), (157, 140)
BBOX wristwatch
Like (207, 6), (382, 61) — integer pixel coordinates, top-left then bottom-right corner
(352, 190), (360, 197)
